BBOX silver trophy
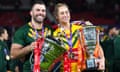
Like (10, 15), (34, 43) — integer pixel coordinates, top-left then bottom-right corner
(83, 26), (97, 69)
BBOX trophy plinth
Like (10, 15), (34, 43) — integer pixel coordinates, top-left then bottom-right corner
(86, 54), (97, 69)
(83, 26), (98, 70)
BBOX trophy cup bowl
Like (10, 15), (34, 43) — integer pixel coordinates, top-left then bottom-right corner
(83, 26), (98, 70)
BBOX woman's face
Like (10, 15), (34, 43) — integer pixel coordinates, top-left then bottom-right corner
(57, 5), (70, 23)
(3, 29), (8, 40)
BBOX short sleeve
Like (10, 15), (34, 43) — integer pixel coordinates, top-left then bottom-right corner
(13, 30), (25, 46)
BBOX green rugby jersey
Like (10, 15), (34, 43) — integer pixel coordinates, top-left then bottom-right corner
(0, 40), (8, 72)
(13, 22), (53, 72)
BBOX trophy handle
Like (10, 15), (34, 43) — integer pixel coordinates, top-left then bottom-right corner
(94, 28), (105, 71)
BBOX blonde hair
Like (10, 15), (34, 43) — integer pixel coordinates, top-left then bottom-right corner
(54, 3), (69, 17)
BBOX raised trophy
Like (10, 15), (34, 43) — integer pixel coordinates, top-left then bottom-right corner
(83, 26), (97, 69)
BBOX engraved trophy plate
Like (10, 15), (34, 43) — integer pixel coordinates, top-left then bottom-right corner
(83, 26), (97, 69)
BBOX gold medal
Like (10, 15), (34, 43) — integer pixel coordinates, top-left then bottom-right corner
(69, 53), (74, 59)
(6, 55), (10, 61)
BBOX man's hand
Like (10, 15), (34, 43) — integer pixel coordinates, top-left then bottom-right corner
(29, 41), (37, 51)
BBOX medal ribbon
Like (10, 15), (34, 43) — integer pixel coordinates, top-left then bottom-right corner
(31, 23), (44, 72)
(4, 48), (10, 60)
(63, 24), (72, 72)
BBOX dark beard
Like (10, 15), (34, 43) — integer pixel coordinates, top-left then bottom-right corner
(33, 17), (43, 24)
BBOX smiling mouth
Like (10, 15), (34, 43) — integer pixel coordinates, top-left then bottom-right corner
(37, 15), (43, 18)
(62, 18), (69, 21)
(36, 13), (45, 17)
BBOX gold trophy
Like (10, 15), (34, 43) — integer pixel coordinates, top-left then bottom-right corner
(83, 26), (97, 69)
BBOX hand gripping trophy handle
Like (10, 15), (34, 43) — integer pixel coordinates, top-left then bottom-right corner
(33, 38), (44, 72)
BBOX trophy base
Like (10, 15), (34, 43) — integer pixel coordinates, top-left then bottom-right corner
(86, 58), (97, 70)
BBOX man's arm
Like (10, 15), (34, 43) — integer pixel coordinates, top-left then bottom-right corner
(10, 43), (34, 59)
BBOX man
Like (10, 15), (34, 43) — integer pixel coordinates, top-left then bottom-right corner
(10, 1), (53, 72)
(101, 25), (120, 72)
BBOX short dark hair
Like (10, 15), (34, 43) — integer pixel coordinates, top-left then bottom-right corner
(0, 27), (5, 36)
(106, 25), (120, 34)
(31, 0), (45, 10)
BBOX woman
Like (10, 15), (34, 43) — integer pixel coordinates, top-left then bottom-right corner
(53, 3), (83, 72)
(53, 3), (105, 72)
(0, 27), (9, 72)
